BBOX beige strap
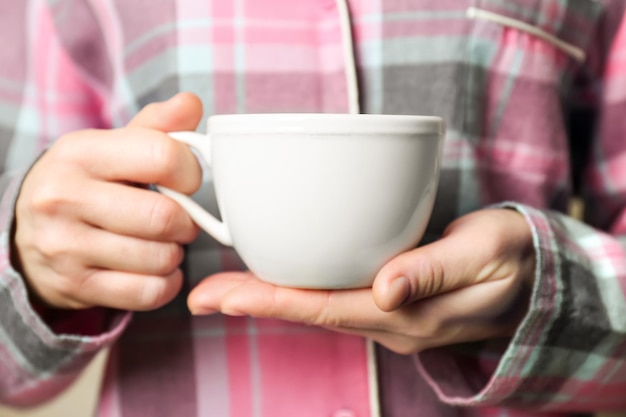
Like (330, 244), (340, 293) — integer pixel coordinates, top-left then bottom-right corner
(467, 7), (586, 62)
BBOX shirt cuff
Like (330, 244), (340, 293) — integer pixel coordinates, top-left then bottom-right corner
(1, 165), (130, 364)
(414, 202), (559, 407)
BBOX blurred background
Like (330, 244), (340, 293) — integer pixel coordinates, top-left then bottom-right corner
(0, 349), (108, 417)
(0, 345), (625, 417)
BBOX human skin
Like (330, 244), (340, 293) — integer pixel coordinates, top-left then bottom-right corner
(187, 208), (536, 354)
(12, 92), (536, 354)
(12, 93), (202, 311)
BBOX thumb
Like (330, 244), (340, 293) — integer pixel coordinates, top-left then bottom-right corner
(128, 92), (204, 132)
(372, 239), (478, 312)
(372, 209), (531, 312)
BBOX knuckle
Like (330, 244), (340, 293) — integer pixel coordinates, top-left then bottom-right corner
(413, 258), (446, 299)
(52, 130), (94, 162)
(310, 310), (333, 327)
(37, 230), (72, 260)
(28, 182), (70, 216)
(421, 320), (443, 339)
(153, 243), (184, 275)
(52, 274), (80, 301)
(52, 133), (79, 159)
(147, 196), (180, 237)
(398, 307), (443, 340)
(150, 135), (180, 178)
(310, 292), (339, 327)
(411, 316), (443, 339)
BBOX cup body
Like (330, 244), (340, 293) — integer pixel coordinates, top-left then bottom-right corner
(208, 114), (444, 289)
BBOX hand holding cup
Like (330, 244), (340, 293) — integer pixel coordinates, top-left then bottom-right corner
(163, 113), (445, 289)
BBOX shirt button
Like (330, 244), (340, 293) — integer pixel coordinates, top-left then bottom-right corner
(332, 410), (356, 417)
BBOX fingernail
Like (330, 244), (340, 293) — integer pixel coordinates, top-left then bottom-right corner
(189, 306), (218, 316)
(387, 276), (410, 309)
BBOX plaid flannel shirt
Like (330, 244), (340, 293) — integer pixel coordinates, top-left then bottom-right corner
(0, 0), (625, 416)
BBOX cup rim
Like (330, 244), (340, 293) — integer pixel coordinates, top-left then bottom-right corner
(208, 113), (445, 136)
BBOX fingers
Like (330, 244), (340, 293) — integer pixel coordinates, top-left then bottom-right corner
(372, 239), (478, 312)
(372, 209), (534, 312)
(127, 92), (204, 132)
(187, 274), (421, 351)
(187, 272), (251, 315)
(18, 162), (199, 243)
(62, 269), (184, 311)
(79, 182), (198, 243)
(55, 128), (203, 194)
(22, 221), (186, 286)
(188, 272), (392, 329)
(49, 92), (205, 193)
(185, 208), (535, 356)
(80, 228), (185, 276)
(18, 221), (186, 310)
(187, 271), (528, 354)
(12, 93), (205, 312)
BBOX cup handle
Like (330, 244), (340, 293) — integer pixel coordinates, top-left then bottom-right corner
(155, 131), (233, 246)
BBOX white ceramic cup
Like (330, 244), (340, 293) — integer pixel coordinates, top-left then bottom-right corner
(157, 113), (444, 289)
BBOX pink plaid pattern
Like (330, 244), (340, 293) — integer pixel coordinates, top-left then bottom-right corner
(1, 0), (626, 416)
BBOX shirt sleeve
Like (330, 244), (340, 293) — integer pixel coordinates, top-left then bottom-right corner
(414, 1), (626, 412)
(0, 1), (130, 407)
